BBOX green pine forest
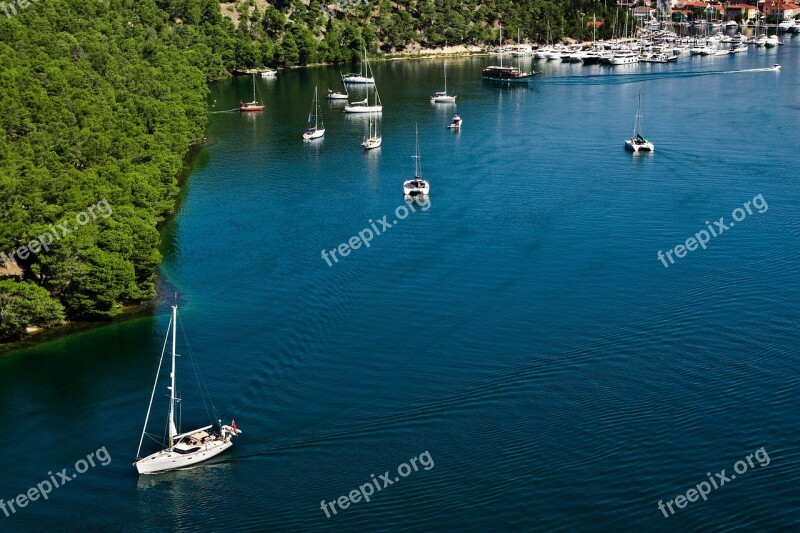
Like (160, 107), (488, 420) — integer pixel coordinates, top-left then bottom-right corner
(0, 0), (624, 343)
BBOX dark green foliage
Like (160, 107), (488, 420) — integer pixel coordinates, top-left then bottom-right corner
(0, 0), (235, 339)
(0, 280), (65, 340)
(228, 0), (625, 68)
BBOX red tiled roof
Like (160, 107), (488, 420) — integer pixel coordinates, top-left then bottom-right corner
(725, 4), (752, 8)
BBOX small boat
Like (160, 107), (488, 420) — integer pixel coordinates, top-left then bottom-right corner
(764, 35), (781, 48)
(446, 113), (462, 129)
(302, 87), (325, 141)
(361, 108), (381, 150)
(403, 125), (430, 197)
(326, 89), (349, 100)
(777, 19), (795, 32)
(725, 20), (738, 29)
(771, 63), (781, 71)
(240, 74), (264, 112)
(730, 44), (748, 54)
(134, 305), (242, 475)
(260, 69), (277, 78)
(625, 91), (654, 153)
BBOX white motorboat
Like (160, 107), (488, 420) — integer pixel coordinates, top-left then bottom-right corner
(326, 89), (349, 100)
(260, 69), (277, 78)
(764, 35), (781, 48)
(625, 91), (654, 153)
(730, 44), (748, 53)
(446, 113), (462, 129)
(609, 49), (639, 65)
(725, 20), (738, 29)
(402, 124), (429, 197)
(777, 19), (795, 31)
(302, 87), (325, 141)
(134, 305), (241, 475)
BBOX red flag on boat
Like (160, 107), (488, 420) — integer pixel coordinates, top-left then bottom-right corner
(231, 420), (238, 432)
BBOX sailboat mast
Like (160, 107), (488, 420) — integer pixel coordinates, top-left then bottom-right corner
(252, 74), (256, 101)
(167, 305), (177, 448)
(500, 25), (503, 68)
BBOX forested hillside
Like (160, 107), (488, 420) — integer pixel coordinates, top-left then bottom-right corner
(0, 0), (233, 341)
(0, 0), (618, 342)
(219, 0), (624, 68)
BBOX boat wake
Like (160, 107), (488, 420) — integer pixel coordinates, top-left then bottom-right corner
(540, 65), (781, 86)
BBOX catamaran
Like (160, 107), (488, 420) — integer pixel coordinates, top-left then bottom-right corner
(303, 87), (325, 141)
(134, 305), (241, 474)
(625, 91), (654, 153)
(403, 124), (430, 196)
(240, 74), (264, 112)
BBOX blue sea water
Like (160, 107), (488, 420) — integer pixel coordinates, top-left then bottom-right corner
(1, 39), (798, 531)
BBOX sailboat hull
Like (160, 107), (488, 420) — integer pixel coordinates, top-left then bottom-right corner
(431, 95), (457, 103)
(303, 128), (325, 140)
(341, 76), (374, 84)
(625, 139), (654, 152)
(135, 438), (233, 474)
(344, 105), (383, 114)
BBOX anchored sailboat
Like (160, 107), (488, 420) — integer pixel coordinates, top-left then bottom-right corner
(134, 305), (241, 475)
(303, 87), (325, 141)
(240, 74), (264, 112)
(341, 44), (375, 84)
(344, 63), (382, 114)
(625, 91), (654, 153)
(361, 108), (381, 150)
(430, 49), (456, 103)
(403, 124), (430, 196)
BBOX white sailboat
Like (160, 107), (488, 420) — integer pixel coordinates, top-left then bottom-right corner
(341, 44), (375, 84)
(403, 124), (430, 196)
(344, 79), (382, 114)
(430, 59), (456, 103)
(625, 91), (654, 153)
(134, 305), (241, 475)
(303, 87), (325, 141)
(361, 108), (381, 150)
(327, 72), (349, 100)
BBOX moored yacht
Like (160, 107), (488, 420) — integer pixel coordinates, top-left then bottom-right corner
(402, 126), (430, 197)
(625, 91), (654, 153)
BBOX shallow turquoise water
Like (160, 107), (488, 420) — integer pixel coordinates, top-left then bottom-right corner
(1, 40), (799, 531)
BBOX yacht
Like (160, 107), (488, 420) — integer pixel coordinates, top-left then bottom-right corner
(625, 92), (654, 153)
(342, 45), (375, 84)
(764, 35), (781, 48)
(777, 19), (795, 31)
(260, 69), (277, 78)
(302, 87), (325, 141)
(239, 74), (265, 112)
(361, 107), (381, 150)
(609, 49), (639, 65)
(134, 305), (242, 475)
(483, 26), (534, 83)
(725, 20), (738, 29)
(402, 125), (430, 197)
(430, 60), (456, 103)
